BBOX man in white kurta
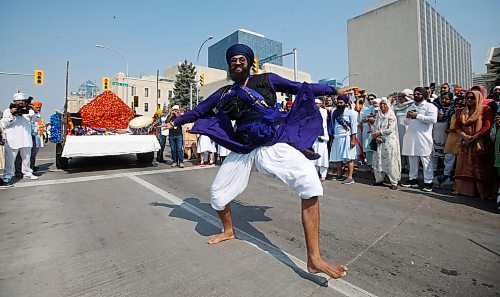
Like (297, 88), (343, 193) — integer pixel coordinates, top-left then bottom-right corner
(1, 93), (39, 184)
(312, 99), (329, 181)
(401, 87), (437, 192)
(329, 95), (358, 185)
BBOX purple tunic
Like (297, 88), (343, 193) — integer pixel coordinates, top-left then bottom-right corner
(174, 73), (336, 154)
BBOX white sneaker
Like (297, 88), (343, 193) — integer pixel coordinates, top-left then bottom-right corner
(24, 175), (39, 180)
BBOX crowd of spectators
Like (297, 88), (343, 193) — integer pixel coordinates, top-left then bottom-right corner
(309, 83), (500, 209)
(154, 84), (500, 209)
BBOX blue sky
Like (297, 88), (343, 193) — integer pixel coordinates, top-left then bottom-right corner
(1, 0), (499, 117)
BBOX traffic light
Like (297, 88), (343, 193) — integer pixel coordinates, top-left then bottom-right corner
(34, 69), (44, 85)
(200, 74), (205, 86)
(102, 77), (110, 90)
(252, 56), (259, 74)
(133, 96), (139, 107)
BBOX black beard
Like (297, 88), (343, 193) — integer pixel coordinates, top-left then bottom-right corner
(229, 67), (250, 85)
(414, 97), (424, 103)
(334, 106), (345, 116)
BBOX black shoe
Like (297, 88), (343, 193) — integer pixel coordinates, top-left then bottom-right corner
(389, 185), (398, 190)
(371, 181), (384, 186)
(1, 179), (13, 187)
(422, 182), (433, 192)
(400, 179), (418, 188)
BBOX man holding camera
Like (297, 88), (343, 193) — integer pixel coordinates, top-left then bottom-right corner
(1, 92), (39, 186)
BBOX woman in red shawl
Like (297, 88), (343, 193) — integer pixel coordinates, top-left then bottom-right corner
(453, 90), (496, 199)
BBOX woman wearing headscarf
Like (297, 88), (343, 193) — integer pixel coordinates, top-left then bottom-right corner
(371, 97), (401, 190)
(454, 90), (496, 199)
(432, 92), (455, 169)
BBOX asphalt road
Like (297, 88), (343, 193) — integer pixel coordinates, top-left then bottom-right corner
(1, 143), (499, 297)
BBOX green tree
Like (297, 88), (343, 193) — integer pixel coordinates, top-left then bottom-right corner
(172, 60), (197, 108)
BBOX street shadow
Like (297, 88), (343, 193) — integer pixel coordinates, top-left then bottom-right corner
(33, 162), (53, 177)
(149, 197), (329, 286)
(398, 188), (498, 213)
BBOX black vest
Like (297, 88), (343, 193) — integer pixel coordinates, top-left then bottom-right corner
(246, 73), (277, 107)
(218, 73), (277, 122)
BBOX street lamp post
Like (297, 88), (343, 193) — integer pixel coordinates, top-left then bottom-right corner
(195, 36), (214, 108)
(196, 36), (214, 65)
(341, 73), (359, 85)
(292, 48), (298, 82)
(96, 44), (129, 105)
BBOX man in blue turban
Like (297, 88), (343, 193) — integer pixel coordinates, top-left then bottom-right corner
(165, 44), (354, 279)
(329, 95), (358, 185)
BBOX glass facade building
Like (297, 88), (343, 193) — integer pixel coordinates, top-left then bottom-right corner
(208, 29), (283, 71)
(318, 78), (343, 88)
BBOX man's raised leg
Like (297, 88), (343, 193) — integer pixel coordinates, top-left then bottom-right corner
(207, 204), (236, 244)
(302, 196), (348, 279)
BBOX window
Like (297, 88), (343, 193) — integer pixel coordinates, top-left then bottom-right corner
(157, 89), (161, 98)
(144, 102), (149, 112)
(145, 88), (149, 97)
(131, 86), (136, 96)
(168, 90), (173, 100)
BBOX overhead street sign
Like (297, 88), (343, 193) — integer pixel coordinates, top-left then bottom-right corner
(259, 54), (278, 66)
(111, 81), (129, 87)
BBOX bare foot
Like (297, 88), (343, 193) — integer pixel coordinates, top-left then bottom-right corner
(307, 259), (348, 279)
(207, 231), (235, 245)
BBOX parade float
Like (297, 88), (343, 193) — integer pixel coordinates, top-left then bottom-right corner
(50, 90), (160, 169)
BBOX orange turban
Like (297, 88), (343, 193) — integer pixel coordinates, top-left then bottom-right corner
(32, 101), (43, 107)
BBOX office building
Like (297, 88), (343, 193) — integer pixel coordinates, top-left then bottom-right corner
(348, 0), (472, 96)
(208, 29), (283, 71)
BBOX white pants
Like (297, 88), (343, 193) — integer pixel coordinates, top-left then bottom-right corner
(408, 155), (434, 184)
(443, 154), (456, 176)
(374, 170), (399, 186)
(3, 145), (33, 181)
(210, 143), (323, 211)
(316, 166), (328, 179)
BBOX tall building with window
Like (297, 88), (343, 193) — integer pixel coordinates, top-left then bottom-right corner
(348, 0), (472, 96)
(208, 29), (283, 71)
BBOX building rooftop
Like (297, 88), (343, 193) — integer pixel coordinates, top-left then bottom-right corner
(236, 29), (265, 38)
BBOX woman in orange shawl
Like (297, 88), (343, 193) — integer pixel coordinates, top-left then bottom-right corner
(454, 90), (496, 199)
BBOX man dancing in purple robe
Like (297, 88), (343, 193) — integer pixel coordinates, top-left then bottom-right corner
(165, 44), (353, 279)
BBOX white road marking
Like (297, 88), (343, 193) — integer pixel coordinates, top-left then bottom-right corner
(36, 158), (56, 161)
(128, 175), (379, 297)
(2, 165), (212, 189)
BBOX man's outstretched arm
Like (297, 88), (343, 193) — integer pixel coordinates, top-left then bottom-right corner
(268, 73), (355, 97)
(173, 88), (224, 126)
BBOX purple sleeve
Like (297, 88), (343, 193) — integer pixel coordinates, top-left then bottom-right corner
(173, 88), (223, 126)
(268, 73), (337, 96)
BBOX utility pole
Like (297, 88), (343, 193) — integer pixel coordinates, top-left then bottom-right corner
(189, 83), (193, 110)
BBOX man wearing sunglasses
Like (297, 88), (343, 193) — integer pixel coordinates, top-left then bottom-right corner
(166, 44), (354, 279)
